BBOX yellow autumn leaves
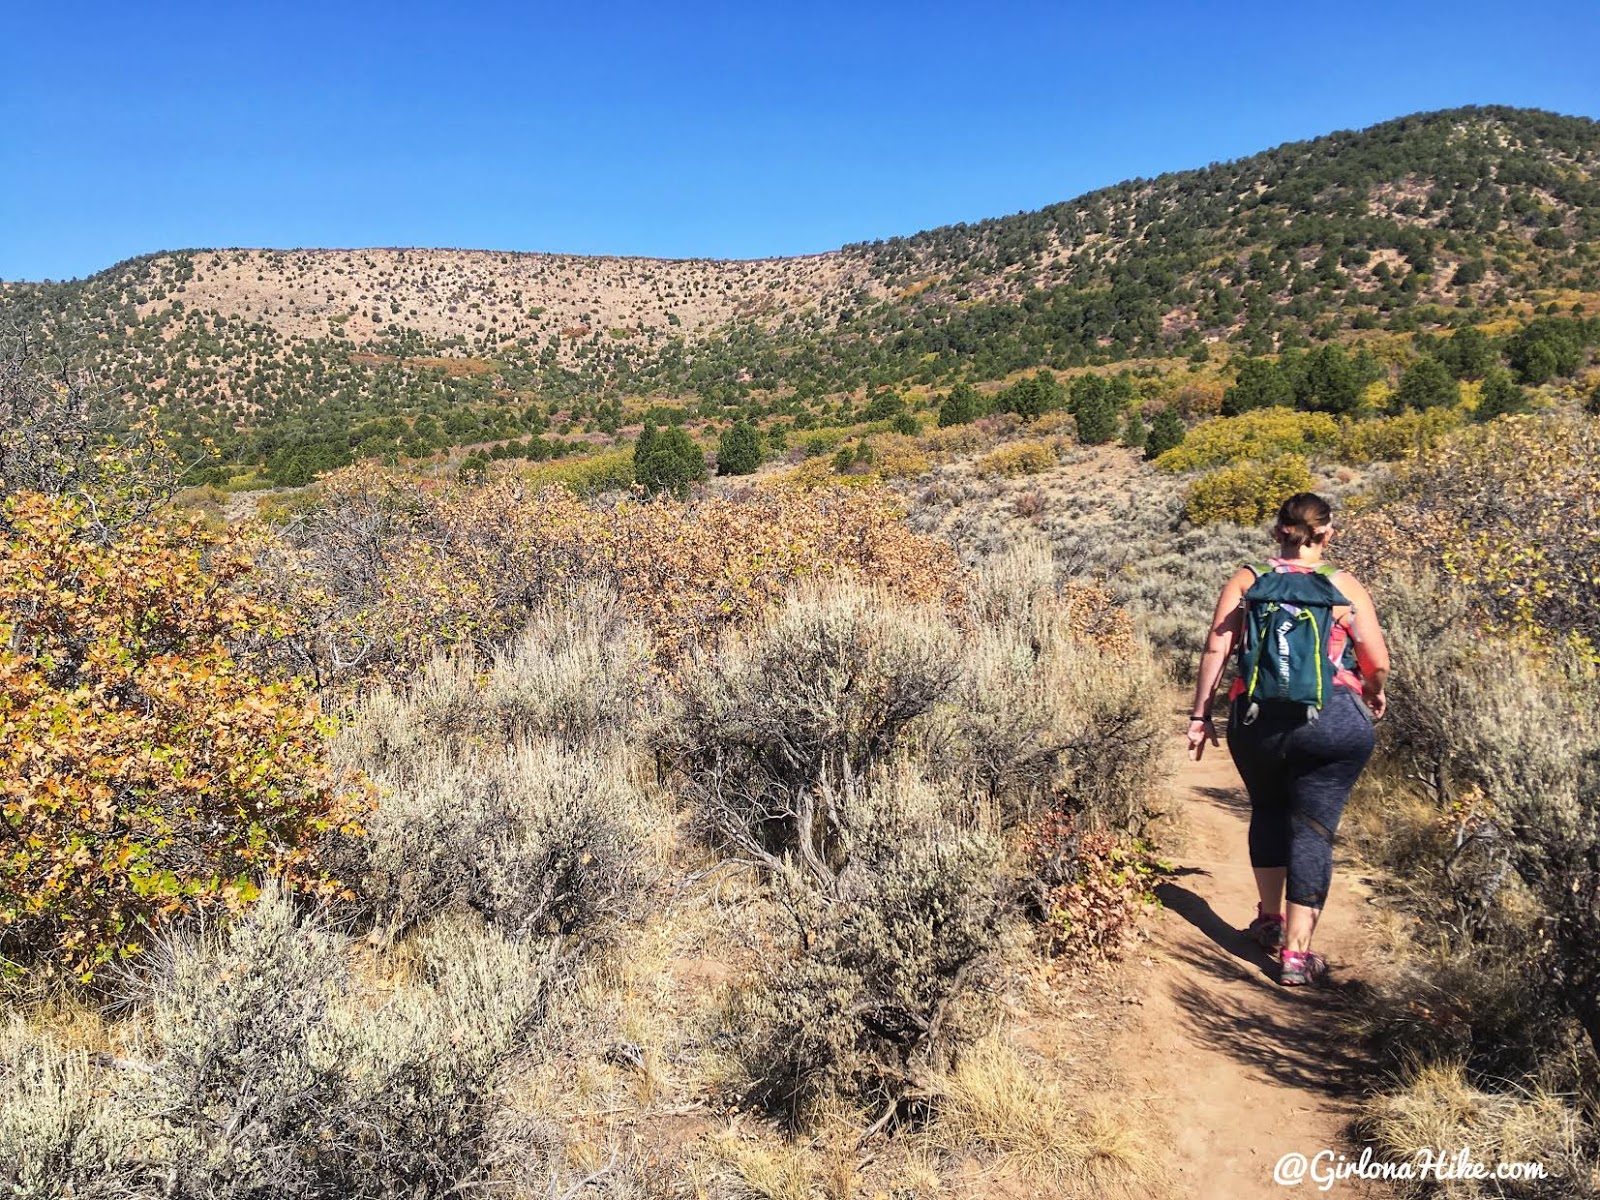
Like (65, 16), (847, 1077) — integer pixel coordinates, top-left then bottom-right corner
(0, 493), (364, 978)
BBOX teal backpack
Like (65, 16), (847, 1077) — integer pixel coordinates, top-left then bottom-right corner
(1236, 562), (1352, 725)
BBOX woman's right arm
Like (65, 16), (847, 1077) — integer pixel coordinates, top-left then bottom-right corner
(1188, 567), (1252, 758)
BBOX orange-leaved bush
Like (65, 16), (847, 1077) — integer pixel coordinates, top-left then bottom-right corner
(0, 492), (365, 979)
(267, 463), (968, 682)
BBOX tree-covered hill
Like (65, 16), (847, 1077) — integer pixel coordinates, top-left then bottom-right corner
(813, 105), (1600, 376)
(3, 104), (1596, 484)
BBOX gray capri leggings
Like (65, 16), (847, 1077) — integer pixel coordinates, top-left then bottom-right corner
(1226, 688), (1376, 909)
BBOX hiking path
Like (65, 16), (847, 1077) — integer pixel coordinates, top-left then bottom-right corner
(1111, 713), (1390, 1199)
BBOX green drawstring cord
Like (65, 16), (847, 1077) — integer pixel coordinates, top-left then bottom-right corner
(1242, 605), (1274, 726)
(1306, 608), (1323, 723)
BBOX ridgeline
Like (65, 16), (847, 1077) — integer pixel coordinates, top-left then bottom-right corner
(3, 104), (1596, 486)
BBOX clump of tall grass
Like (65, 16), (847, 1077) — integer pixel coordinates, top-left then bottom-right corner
(927, 1035), (1160, 1189)
(1360, 1063), (1591, 1199)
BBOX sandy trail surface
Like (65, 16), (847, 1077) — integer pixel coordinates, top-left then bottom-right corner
(1110, 719), (1390, 1199)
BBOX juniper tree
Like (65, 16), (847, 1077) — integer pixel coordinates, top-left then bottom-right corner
(637, 427), (706, 498)
(1474, 368), (1528, 421)
(1394, 356), (1460, 412)
(1122, 406), (1148, 451)
(717, 420), (763, 475)
(938, 382), (981, 427)
(1145, 405), (1186, 460)
(1070, 375), (1117, 444)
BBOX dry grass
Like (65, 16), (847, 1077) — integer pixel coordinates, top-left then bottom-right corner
(1361, 1062), (1595, 1198)
(893, 1147), (946, 1197)
(706, 1129), (822, 1200)
(927, 1034), (1162, 1192)
(702, 1111), (945, 1200)
(519, 915), (706, 1118)
(975, 437), (1064, 478)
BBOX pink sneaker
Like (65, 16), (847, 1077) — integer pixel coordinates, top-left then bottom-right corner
(1245, 904), (1285, 955)
(1280, 949), (1328, 986)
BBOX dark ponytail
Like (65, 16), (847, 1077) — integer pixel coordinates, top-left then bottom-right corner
(1275, 492), (1332, 551)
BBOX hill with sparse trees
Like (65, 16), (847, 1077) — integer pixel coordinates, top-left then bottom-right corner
(4, 105), (1600, 1197)
(3, 105), (1598, 487)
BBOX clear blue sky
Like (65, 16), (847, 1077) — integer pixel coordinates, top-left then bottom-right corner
(4, 1), (1597, 281)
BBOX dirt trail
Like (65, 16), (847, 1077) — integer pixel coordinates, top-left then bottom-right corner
(1115, 717), (1390, 1200)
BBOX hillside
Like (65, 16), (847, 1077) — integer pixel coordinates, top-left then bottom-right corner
(5, 94), (1600, 1199)
(3, 104), (1597, 484)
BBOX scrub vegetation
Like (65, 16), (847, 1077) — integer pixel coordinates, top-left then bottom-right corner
(3, 105), (1600, 1196)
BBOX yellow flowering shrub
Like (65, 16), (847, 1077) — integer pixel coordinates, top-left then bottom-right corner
(1183, 455), (1316, 526)
(1360, 380), (1393, 411)
(1153, 409), (1339, 472)
(976, 438), (1063, 478)
(517, 448), (635, 494)
(864, 433), (932, 480)
(761, 457), (875, 491)
(1156, 404), (1473, 475)
(1333, 407), (1466, 464)
(921, 421), (995, 456)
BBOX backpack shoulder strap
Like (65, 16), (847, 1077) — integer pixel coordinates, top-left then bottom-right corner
(1246, 561), (1273, 578)
(1314, 563), (1340, 578)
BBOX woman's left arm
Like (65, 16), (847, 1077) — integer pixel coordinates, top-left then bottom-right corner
(1335, 570), (1390, 718)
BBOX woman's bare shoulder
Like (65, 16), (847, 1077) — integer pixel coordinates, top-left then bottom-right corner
(1329, 565), (1377, 610)
(1225, 563), (1259, 587)
(1218, 564), (1257, 603)
(1328, 564), (1368, 592)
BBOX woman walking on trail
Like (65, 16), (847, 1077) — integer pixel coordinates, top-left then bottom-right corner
(1185, 493), (1390, 987)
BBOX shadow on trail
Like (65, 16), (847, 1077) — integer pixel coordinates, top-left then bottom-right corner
(1189, 783), (1251, 815)
(1153, 883), (1379, 1099)
(1165, 943), (1378, 1098)
(1155, 881), (1277, 980)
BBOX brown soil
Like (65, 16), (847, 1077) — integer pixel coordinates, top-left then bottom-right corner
(1108, 710), (1390, 1199)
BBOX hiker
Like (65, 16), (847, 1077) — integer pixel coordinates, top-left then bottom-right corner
(1185, 492), (1390, 986)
